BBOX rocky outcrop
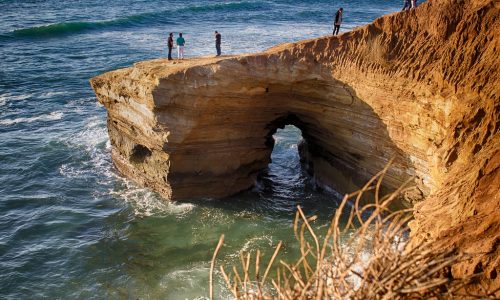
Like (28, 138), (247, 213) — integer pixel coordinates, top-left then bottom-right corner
(91, 0), (499, 290)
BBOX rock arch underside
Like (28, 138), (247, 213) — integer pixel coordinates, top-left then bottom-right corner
(91, 0), (499, 291)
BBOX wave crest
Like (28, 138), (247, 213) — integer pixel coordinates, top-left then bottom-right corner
(4, 1), (265, 39)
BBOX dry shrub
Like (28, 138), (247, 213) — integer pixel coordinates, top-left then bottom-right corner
(210, 164), (496, 299)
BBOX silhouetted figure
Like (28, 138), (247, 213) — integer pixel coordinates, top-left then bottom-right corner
(333, 8), (343, 35)
(176, 33), (185, 59)
(411, 0), (417, 9)
(215, 31), (222, 56)
(402, 0), (411, 11)
(167, 33), (174, 60)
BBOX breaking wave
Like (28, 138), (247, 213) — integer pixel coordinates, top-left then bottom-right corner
(3, 1), (265, 40)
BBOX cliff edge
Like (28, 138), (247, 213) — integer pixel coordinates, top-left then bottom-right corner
(91, 0), (499, 291)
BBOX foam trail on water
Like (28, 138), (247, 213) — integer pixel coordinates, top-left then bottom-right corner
(40, 91), (69, 98)
(0, 111), (63, 125)
(0, 93), (33, 106)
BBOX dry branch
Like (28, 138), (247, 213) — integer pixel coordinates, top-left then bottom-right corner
(209, 166), (495, 299)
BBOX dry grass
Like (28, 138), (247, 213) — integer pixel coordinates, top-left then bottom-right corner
(209, 164), (497, 299)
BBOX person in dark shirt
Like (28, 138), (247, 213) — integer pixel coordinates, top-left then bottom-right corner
(333, 8), (343, 35)
(167, 33), (174, 60)
(402, 0), (411, 11)
(215, 31), (222, 56)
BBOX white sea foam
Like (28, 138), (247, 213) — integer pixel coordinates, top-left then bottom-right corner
(60, 115), (196, 217)
(115, 181), (195, 217)
(0, 111), (64, 125)
(40, 91), (69, 98)
(59, 116), (112, 179)
(159, 264), (234, 300)
(336, 228), (407, 289)
(239, 235), (274, 253)
(63, 97), (94, 114)
(159, 265), (220, 299)
(72, 116), (108, 150)
(0, 91), (68, 107)
(108, 181), (195, 217)
(0, 93), (33, 106)
(59, 164), (84, 178)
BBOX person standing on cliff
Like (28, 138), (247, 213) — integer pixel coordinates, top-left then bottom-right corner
(215, 31), (222, 56)
(176, 33), (185, 60)
(167, 33), (174, 60)
(333, 8), (343, 35)
(402, 0), (412, 11)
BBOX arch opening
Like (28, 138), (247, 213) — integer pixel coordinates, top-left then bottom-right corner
(255, 113), (339, 202)
(258, 112), (402, 203)
(256, 125), (312, 200)
(236, 122), (341, 217)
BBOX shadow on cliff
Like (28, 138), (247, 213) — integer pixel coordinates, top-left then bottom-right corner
(161, 74), (420, 212)
(149, 59), (423, 204)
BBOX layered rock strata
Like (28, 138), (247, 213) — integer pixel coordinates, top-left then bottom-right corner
(91, 0), (499, 290)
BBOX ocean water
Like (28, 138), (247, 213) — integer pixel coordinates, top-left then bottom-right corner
(0, 0), (401, 298)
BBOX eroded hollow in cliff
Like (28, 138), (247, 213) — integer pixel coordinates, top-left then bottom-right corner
(130, 144), (152, 164)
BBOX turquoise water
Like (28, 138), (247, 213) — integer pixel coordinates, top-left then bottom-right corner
(0, 1), (401, 298)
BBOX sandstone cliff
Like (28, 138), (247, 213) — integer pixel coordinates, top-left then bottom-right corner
(91, 0), (499, 291)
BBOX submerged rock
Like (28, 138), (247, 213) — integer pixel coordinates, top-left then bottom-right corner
(91, 0), (498, 290)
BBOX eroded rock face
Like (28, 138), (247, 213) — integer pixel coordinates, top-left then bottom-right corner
(91, 0), (499, 289)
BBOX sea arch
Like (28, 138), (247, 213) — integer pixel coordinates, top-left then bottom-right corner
(92, 54), (425, 201)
